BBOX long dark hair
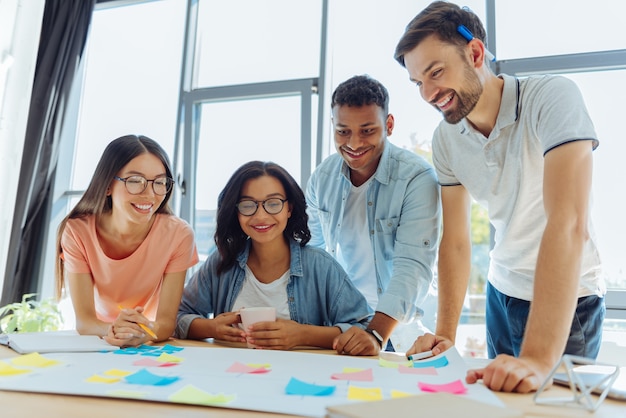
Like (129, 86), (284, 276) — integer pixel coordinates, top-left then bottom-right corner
(215, 161), (310, 274)
(55, 135), (174, 299)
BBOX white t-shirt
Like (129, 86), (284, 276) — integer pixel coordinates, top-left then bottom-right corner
(336, 177), (378, 313)
(231, 266), (290, 320)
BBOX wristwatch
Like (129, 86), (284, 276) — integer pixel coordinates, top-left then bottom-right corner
(364, 328), (384, 348)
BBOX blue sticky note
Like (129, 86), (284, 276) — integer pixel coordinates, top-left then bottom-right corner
(140, 350), (164, 357)
(125, 368), (179, 386)
(137, 344), (158, 351)
(160, 344), (184, 353)
(114, 348), (140, 355)
(412, 356), (449, 369)
(285, 377), (335, 396)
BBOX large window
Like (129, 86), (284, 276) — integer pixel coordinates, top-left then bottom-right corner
(194, 0), (321, 87)
(179, 0), (322, 259)
(40, 0), (626, 346)
(71, 0), (185, 176)
(494, 0), (626, 60)
(40, 0), (186, 309)
(568, 70), (626, 291)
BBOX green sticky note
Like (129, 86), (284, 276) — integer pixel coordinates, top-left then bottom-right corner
(168, 384), (236, 405)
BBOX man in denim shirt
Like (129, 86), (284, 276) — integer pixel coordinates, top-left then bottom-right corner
(306, 75), (441, 355)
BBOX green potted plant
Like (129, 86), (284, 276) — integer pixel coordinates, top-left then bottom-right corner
(0, 293), (63, 334)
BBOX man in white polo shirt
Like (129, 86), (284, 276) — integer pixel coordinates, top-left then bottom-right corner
(394, 1), (605, 393)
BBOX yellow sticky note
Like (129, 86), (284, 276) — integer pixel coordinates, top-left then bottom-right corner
(378, 352), (413, 368)
(103, 369), (133, 377)
(246, 363), (271, 369)
(391, 389), (414, 398)
(156, 352), (183, 363)
(86, 374), (121, 384)
(10, 352), (60, 368)
(343, 367), (364, 373)
(169, 384), (236, 406)
(378, 358), (398, 368)
(347, 385), (383, 401)
(0, 361), (31, 376)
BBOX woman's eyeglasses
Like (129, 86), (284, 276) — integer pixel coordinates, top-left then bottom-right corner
(236, 198), (287, 216)
(114, 175), (174, 195)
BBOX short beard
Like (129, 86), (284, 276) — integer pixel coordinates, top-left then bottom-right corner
(440, 64), (483, 124)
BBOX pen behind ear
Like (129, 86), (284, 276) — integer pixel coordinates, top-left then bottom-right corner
(457, 24), (496, 62)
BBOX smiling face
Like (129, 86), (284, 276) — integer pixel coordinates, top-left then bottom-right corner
(332, 103), (393, 186)
(403, 34), (483, 124)
(109, 152), (167, 225)
(237, 175), (292, 246)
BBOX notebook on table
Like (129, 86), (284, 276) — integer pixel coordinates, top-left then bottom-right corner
(0, 330), (118, 354)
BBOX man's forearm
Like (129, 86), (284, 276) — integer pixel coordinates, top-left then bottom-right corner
(520, 223), (584, 369)
(435, 243), (471, 342)
(367, 312), (398, 343)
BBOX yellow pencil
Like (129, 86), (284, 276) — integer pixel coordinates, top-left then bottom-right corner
(137, 323), (158, 339)
(118, 305), (158, 339)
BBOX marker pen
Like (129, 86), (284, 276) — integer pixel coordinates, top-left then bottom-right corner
(457, 24), (496, 62)
(407, 350), (434, 361)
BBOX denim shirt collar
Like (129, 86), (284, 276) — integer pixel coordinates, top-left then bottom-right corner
(339, 138), (392, 186)
(235, 238), (305, 278)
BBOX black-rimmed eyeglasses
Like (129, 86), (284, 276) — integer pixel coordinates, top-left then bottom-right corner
(114, 175), (174, 196)
(236, 198), (287, 216)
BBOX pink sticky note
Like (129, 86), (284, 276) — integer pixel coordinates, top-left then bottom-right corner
(398, 365), (438, 375)
(226, 361), (270, 374)
(331, 368), (373, 382)
(418, 379), (467, 394)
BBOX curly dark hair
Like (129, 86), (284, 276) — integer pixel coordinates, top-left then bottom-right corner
(331, 74), (389, 114)
(214, 161), (310, 274)
(394, 1), (487, 67)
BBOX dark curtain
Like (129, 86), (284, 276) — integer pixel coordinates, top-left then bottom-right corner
(1, 0), (96, 306)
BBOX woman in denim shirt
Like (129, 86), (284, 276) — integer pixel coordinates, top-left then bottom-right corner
(176, 161), (371, 351)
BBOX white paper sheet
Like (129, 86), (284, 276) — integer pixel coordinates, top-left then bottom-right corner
(0, 345), (502, 417)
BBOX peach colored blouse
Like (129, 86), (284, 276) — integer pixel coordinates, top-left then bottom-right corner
(61, 214), (199, 322)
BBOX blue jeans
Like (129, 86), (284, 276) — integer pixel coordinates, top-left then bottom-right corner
(486, 282), (605, 359)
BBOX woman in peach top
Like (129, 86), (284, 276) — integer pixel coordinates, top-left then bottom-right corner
(55, 135), (198, 347)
